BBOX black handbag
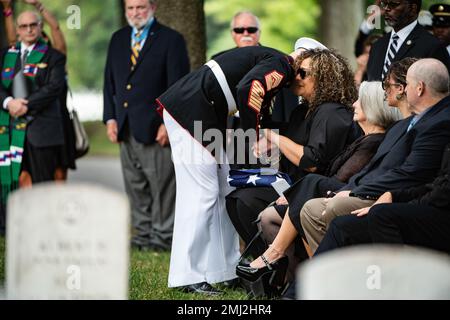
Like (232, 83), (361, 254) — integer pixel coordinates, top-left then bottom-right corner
(68, 89), (89, 159)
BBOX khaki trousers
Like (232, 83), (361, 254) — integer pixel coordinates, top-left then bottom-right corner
(300, 196), (375, 253)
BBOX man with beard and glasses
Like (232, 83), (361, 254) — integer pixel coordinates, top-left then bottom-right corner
(103, 0), (190, 252)
(366, 0), (450, 81)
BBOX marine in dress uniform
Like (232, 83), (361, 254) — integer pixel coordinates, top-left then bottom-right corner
(156, 45), (296, 293)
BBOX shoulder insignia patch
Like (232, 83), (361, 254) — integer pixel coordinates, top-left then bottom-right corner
(264, 70), (284, 91)
(248, 80), (265, 112)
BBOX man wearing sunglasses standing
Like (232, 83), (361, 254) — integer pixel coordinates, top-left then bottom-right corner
(367, 0), (450, 81)
(0, 11), (66, 233)
(230, 11), (261, 48)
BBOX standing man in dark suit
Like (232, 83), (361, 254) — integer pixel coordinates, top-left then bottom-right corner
(366, 0), (450, 81)
(0, 11), (65, 234)
(103, 0), (190, 251)
(301, 58), (450, 253)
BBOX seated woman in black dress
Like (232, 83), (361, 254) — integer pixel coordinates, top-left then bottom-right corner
(226, 49), (358, 261)
(239, 81), (402, 286)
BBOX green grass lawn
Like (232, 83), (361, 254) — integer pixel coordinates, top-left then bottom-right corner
(0, 236), (248, 300)
(0, 123), (249, 299)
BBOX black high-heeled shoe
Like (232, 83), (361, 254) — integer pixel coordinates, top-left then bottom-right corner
(236, 255), (288, 297)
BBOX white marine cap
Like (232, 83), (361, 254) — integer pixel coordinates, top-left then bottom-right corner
(294, 37), (328, 51)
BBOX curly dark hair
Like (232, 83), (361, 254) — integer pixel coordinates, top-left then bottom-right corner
(386, 57), (419, 87)
(295, 49), (357, 112)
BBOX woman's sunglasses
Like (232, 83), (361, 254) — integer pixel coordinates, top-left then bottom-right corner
(297, 68), (311, 79)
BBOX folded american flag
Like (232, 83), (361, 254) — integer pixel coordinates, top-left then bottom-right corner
(227, 168), (292, 188)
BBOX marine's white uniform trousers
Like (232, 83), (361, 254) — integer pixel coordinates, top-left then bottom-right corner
(163, 109), (240, 287)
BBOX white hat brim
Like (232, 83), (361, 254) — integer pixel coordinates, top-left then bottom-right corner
(294, 37), (328, 51)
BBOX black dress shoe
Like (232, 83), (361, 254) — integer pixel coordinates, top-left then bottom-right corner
(236, 255), (288, 298)
(236, 255), (288, 283)
(180, 282), (223, 295)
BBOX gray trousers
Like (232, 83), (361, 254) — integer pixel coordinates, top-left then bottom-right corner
(300, 196), (375, 254)
(120, 128), (176, 249)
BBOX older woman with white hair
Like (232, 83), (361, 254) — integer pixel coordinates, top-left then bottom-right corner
(236, 81), (402, 297)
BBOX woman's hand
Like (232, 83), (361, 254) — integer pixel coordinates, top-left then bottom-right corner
(275, 196), (288, 206)
(252, 136), (272, 158)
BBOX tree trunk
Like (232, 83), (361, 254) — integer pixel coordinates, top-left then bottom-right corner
(0, 14), (7, 49)
(319, 0), (364, 66)
(119, 0), (206, 71)
(155, 0), (206, 70)
(118, 0), (127, 27)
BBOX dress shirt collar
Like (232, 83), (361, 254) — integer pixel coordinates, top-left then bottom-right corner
(132, 17), (154, 41)
(20, 42), (36, 55)
(391, 20), (417, 43)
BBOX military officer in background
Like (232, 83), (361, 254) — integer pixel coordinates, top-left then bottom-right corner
(430, 3), (450, 55)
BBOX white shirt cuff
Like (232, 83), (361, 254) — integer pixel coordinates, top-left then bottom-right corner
(360, 20), (374, 34)
(3, 97), (13, 110)
(106, 119), (117, 124)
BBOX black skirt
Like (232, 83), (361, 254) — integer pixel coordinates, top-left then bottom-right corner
(22, 140), (60, 183)
(227, 186), (279, 217)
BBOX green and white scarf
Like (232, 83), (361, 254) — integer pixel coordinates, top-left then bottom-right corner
(0, 39), (48, 205)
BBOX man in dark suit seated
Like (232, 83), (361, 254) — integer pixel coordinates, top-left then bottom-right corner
(316, 142), (450, 255)
(300, 58), (450, 254)
(103, 0), (190, 252)
(366, 0), (450, 81)
(0, 10), (65, 233)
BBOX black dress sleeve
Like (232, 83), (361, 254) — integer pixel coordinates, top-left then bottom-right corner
(299, 103), (353, 173)
(332, 133), (384, 183)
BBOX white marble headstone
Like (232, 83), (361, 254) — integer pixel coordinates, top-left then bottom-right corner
(297, 245), (450, 300)
(6, 183), (130, 300)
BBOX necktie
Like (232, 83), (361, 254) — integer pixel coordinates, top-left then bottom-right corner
(12, 49), (29, 99)
(382, 34), (399, 80)
(407, 116), (418, 132)
(21, 49), (29, 68)
(131, 31), (142, 68)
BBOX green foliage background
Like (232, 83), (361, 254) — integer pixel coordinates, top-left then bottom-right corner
(205, 0), (320, 58)
(12, 0), (447, 90)
(16, 0), (121, 91)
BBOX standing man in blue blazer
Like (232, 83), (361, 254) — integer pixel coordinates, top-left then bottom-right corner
(103, 0), (190, 251)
